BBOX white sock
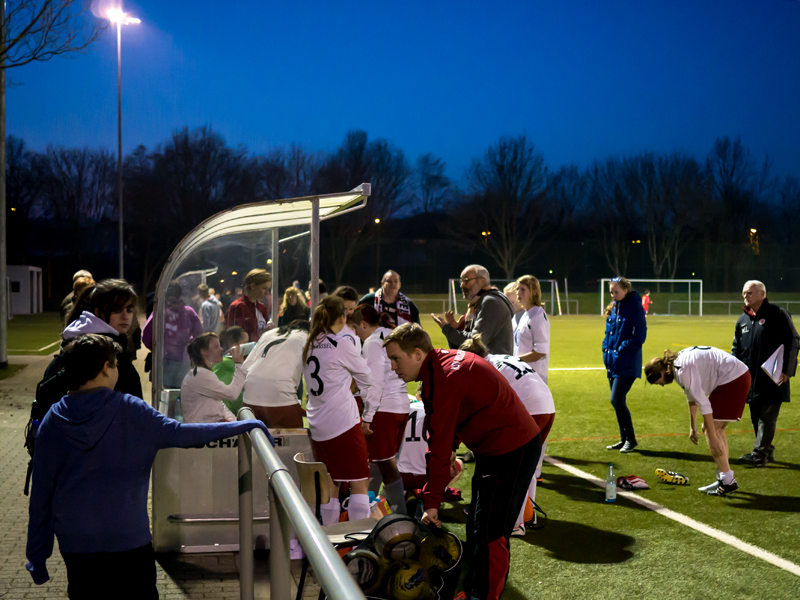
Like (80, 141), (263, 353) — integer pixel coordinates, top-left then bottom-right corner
(383, 478), (407, 515)
(348, 493), (371, 521)
(368, 463), (383, 495)
(320, 498), (341, 525)
(721, 470), (734, 485)
(533, 441), (546, 479)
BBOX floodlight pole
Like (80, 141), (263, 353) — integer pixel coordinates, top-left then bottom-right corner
(116, 19), (123, 278)
(310, 198), (320, 309)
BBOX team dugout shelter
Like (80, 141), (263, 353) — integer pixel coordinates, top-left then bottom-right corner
(149, 185), (371, 552)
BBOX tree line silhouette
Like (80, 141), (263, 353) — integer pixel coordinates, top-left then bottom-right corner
(8, 127), (799, 301)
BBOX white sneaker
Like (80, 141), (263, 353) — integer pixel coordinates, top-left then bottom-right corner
(698, 480), (721, 493)
(511, 524), (526, 537)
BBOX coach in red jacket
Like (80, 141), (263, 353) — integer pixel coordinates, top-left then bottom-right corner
(383, 323), (541, 600)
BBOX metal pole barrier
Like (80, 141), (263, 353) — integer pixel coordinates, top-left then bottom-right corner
(238, 408), (366, 600)
(269, 486), (291, 600)
(238, 434), (254, 600)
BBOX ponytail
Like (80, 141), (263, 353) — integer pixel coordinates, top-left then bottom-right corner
(303, 296), (346, 362)
(644, 349), (679, 384)
(353, 303), (397, 331)
(459, 334), (489, 358)
(187, 332), (218, 370)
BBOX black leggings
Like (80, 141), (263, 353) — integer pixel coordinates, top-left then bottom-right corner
(465, 435), (542, 600)
(609, 376), (636, 442)
(61, 542), (158, 600)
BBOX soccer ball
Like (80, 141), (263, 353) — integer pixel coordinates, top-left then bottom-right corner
(385, 560), (431, 600)
(418, 531), (462, 573)
(372, 514), (422, 561)
(343, 548), (385, 595)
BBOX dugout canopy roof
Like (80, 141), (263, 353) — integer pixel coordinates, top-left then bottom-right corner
(165, 185), (371, 264)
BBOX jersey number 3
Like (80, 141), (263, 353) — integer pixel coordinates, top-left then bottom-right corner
(306, 356), (324, 396)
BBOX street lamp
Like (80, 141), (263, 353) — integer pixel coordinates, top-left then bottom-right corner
(104, 7), (140, 279)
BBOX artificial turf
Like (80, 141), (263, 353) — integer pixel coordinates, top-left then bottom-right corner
(417, 314), (800, 599)
(7, 312), (64, 355)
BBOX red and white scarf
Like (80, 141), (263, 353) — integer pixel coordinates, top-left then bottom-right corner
(373, 289), (412, 325)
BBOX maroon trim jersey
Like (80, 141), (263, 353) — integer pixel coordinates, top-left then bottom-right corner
(418, 349), (539, 509)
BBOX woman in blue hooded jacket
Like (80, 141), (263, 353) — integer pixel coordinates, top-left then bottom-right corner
(602, 277), (647, 452)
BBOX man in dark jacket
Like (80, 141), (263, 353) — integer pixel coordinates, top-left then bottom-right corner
(433, 264), (515, 355)
(732, 280), (799, 467)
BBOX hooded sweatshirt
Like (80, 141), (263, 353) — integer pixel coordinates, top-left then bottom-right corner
(61, 312), (143, 398)
(441, 288), (515, 355)
(26, 387), (270, 584)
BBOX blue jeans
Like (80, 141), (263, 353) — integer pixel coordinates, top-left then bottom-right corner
(609, 376), (636, 442)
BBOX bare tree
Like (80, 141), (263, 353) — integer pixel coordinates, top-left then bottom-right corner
(414, 153), (450, 214)
(586, 157), (640, 277)
(446, 135), (548, 279)
(0, 0), (106, 362)
(316, 130), (410, 286)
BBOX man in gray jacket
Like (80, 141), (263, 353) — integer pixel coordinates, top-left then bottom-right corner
(433, 265), (515, 355)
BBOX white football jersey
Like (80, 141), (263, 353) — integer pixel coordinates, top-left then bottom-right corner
(513, 306), (550, 382)
(397, 401), (427, 477)
(338, 324), (362, 352)
(487, 354), (555, 416)
(242, 328), (306, 407)
(361, 327), (411, 421)
(304, 332), (375, 441)
(673, 346), (749, 416)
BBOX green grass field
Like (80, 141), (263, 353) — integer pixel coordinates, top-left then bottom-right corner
(417, 314), (800, 599)
(7, 312), (64, 355)
(9, 312), (798, 597)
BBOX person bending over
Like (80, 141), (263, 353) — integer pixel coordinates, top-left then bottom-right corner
(25, 334), (270, 599)
(645, 346), (751, 496)
(460, 334), (555, 535)
(383, 323), (541, 600)
(242, 320), (309, 428)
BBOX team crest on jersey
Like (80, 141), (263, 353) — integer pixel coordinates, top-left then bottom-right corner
(759, 319), (766, 325)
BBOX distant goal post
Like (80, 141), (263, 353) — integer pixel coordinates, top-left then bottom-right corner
(600, 279), (704, 316)
(448, 278), (565, 316)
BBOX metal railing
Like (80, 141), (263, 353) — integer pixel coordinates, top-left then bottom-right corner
(237, 407), (365, 600)
(668, 300), (800, 316)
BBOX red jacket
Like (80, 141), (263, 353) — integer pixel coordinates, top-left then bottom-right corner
(225, 295), (271, 342)
(419, 349), (539, 509)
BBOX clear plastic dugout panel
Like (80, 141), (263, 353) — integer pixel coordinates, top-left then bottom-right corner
(149, 187), (370, 552)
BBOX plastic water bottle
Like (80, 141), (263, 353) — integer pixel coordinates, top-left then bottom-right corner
(605, 462), (616, 503)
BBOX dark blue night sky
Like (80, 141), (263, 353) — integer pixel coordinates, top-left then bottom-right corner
(9, 0), (800, 180)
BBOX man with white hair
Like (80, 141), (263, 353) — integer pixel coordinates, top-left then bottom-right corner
(732, 280), (799, 467)
(432, 264), (515, 355)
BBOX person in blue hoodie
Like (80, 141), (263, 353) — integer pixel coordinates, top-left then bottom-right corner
(602, 277), (647, 453)
(26, 334), (272, 599)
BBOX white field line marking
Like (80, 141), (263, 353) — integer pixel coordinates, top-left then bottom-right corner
(550, 367), (605, 371)
(545, 455), (800, 577)
(9, 340), (60, 353)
